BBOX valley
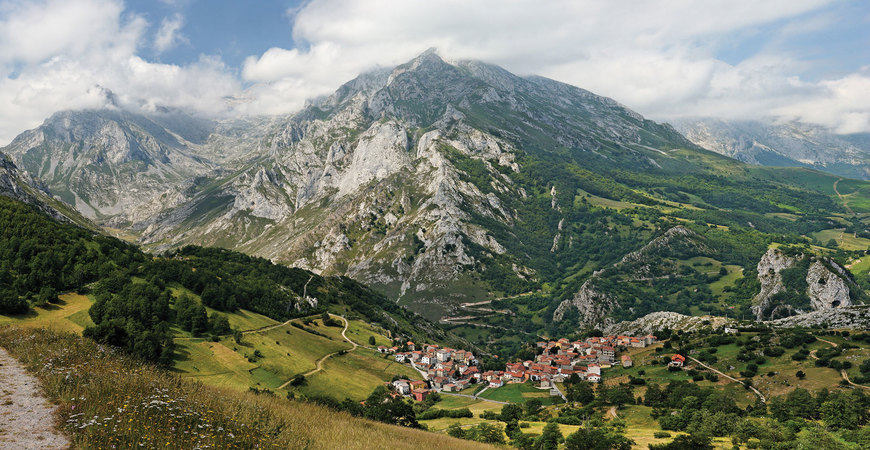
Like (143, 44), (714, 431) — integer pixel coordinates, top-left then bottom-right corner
(1, 49), (870, 449)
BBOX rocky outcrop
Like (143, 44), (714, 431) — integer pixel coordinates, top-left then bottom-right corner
(605, 311), (736, 336)
(552, 279), (618, 328)
(752, 248), (859, 321)
(768, 306), (870, 329)
(752, 248), (801, 320)
(806, 260), (853, 310)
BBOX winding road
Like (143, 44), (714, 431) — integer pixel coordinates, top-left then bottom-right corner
(279, 314), (356, 388)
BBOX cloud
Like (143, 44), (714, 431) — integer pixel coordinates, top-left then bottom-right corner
(0, 0), (238, 144)
(240, 0), (870, 134)
(154, 13), (187, 54)
(0, 0), (867, 145)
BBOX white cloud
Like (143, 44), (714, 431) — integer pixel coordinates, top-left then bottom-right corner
(154, 13), (187, 54)
(240, 0), (870, 134)
(0, 0), (867, 145)
(0, 0), (239, 144)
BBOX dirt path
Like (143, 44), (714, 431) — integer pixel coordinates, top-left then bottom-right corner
(0, 348), (69, 449)
(688, 356), (766, 403)
(606, 406), (619, 419)
(810, 336), (870, 390)
(279, 314), (354, 388)
(834, 179), (856, 217)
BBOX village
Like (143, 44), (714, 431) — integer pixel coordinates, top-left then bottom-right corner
(378, 333), (659, 402)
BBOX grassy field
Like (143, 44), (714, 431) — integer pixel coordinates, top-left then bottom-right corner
(0, 293), (93, 333)
(345, 319), (393, 347)
(298, 349), (420, 400)
(419, 395), (506, 432)
(810, 228), (870, 250)
(477, 381), (559, 405)
(0, 289), (421, 400)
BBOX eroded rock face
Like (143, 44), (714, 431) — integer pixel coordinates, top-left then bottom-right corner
(552, 279), (618, 328)
(752, 248), (858, 321)
(752, 248), (801, 320)
(806, 260), (853, 310)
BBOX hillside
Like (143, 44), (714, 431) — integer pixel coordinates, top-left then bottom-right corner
(0, 193), (468, 397)
(0, 326), (490, 449)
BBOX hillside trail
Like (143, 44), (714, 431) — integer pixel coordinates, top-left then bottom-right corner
(0, 348), (70, 449)
(833, 178), (856, 217)
(810, 336), (870, 390)
(606, 406), (619, 419)
(280, 314), (356, 387)
(688, 355), (766, 403)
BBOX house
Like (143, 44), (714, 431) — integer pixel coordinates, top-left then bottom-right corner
(442, 383), (457, 392)
(489, 379), (504, 388)
(586, 373), (601, 383)
(436, 349), (451, 362)
(643, 334), (658, 345)
(392, 380), (411, 395)
(630, 338), (646, 348)
(669, 354), (686, 368)
(508, 371), (526, 383)
(412, 389), (430, 402)
(377, 345), (388, 353)
(599, 346), (615, 362)
(394, 353), (407, 363)
(539, 377), (552, 389)
(409, 380), (427, 391)
(431, 376), (449, 389)
(406, 341), (415, 351)
(724, 327), (738, 334)
(587, 363), (601, 376)
(621, 355), (633, 368)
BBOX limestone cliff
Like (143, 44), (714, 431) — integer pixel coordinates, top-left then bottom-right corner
(752, 247), (858, 320)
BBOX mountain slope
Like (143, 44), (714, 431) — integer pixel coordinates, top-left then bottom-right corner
(120, 51), (731, 318)
(7, 51), (869, 329)
(672, 118), (870, 180)
(0, 107), (276, 224)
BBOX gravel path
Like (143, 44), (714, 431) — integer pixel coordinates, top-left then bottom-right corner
(0, 347), (69, 449)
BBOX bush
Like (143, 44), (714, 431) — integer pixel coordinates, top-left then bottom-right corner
(653, 431), (672, 438)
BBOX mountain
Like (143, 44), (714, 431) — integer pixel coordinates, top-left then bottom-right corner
(6, 51), (870, 333)
(672, 118), (870, 180)
(0, 151), (95, 228)
(0, 108), (272, 223)
(117, 50), (721, 318)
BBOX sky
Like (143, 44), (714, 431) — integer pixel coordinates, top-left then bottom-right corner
(0, 0), (868, 144)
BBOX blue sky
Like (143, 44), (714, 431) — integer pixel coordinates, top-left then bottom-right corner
(126, 0), (304, 69)
(0, 0), (868, 144)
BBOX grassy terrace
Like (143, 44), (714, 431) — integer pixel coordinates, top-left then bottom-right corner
(0, 287), (423, 401)
(477, 380), (560, 405)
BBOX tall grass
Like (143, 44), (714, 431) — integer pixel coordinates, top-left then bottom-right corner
(0, 326), (490, 449)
